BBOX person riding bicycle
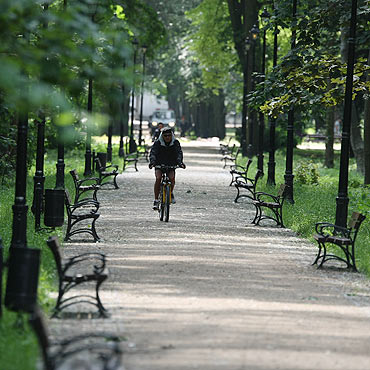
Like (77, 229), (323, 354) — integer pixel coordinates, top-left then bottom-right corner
(152, 122), (164, 142)
(149, 126), (186, 210)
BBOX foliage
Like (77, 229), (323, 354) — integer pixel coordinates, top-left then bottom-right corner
(249, 0), (370, 118)
(295, 161), (320, 185)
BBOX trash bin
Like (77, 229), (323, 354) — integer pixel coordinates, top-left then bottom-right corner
(5, 246), (40, 312)
(96, 152), (107, 170)
(44, 188), (64, 227)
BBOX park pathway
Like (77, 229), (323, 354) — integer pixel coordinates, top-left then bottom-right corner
(52, 139), (370, 370)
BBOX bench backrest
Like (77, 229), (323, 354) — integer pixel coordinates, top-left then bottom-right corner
(46, 236), (63, 280)
(69, 169), (79, 183)
(277, 184), (287, 198)
(28, 306), (54, 370)
(254, 170), (263, 186)
(245, 159), (253, 174)
(64, 189), (73, 211)
(348, 212), (366, 240)
(95, 157), (103, 171)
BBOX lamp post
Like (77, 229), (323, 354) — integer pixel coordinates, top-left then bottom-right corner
(247, 24), (259, 158)
(84, 78), (93, 176)
(107, 120), (113, 162)
(241, 37), (251, 157)
(11, 113), (29, 249)
(129, 38), (139, 154)
(267, 15), (279, 186)
(284, 0), (297, 204)
(55, 127), (65, 189)
(335, 0), (358, 227)
(31, 115), (46, 230)
(139, 45), (147, 146)
(257, 8), (271, 175)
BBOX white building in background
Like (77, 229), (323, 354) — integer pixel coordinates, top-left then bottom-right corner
(134, 92), (169, 120)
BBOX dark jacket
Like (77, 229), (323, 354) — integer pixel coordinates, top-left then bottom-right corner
(149, 132), (183, 166)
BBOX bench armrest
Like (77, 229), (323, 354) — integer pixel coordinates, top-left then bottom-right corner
(70, 199), (100, 213)
(315, 222), (350, 238)
(255, 191), (279, 203)
(98, 164), (118, 172)
(77, 177), (100, 186)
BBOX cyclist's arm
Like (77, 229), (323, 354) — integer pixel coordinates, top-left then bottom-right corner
(149, 141), (160, 166)
(174, 140), (183, 166)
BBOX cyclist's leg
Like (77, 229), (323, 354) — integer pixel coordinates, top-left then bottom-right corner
(167, 170), (175, 193)
(167, 170), (176, 204)
(154, 169), (162, 199)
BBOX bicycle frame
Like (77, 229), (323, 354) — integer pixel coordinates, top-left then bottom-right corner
(155, 165), (177, 222)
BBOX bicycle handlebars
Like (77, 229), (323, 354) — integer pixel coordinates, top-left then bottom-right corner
(152, 164), (185, 170)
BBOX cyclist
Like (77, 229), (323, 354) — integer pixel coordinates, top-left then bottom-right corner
(149, 126), (186, 210)
(152, 122), (164, 142)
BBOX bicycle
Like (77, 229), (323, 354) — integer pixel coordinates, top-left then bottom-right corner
(155, 165), (179, 222)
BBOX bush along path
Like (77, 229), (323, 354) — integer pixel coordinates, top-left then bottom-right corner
(49, 139), (370, 370)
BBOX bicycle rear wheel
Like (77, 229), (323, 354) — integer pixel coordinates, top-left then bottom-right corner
(159, 185), (165, 221)
(164, 185), (170, 222)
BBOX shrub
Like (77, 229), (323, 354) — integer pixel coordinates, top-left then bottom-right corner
(295, 161), (320, 185)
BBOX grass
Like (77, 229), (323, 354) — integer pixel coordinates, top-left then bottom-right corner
(2, 136), (370, 369)
(234, 147), (370, 275)
(0, 139), (127, 370)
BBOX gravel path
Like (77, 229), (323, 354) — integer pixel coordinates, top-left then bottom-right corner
(51, 139), (370, 370)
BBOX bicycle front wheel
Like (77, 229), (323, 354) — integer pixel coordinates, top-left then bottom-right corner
(159, 185), (164, 221)
(164, 185), (171, 222)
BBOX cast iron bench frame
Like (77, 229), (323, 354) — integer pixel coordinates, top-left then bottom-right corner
(252, 184), (287, 227)
(69, 169), (100, 204)
(122, 151), (139, 171)
(229, 159), (253, 187)
(312, 211), (366, 271)
(64, 190), (101, 242)
(221, 146), (240, 169)
(95, 158), (119, 189)
(234, 169), (262, 203)
(29, 305), (122, 370)
(47, 236), (109, 318)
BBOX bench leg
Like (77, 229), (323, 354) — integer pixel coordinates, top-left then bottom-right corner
(312, 242), (323, 266)
(113, 174), (119, 189)
(234, 186), (241, 203)
(251, 203), (261, 225)
(96, 277), (109, 317)
(317, 243), (327, 268)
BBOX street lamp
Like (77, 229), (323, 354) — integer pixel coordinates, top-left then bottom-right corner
(55, 127), (65, 190)
(335, 0), (358, 227)
(5, 111), (40, 313)
(84, 78), (93, 176)
(139, 45), (147, 146)
(284, 0), (297, 204)
(129, 38), (139, 154)
(257, 8), (271, 175)
(267, 13), (279, 186)
(241, 37), (251, 157)
(31, 115), (46, 230)
(247, 24), (259, 158)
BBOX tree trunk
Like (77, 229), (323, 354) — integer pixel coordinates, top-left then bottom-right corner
(340, 23), (364, 174)
(325, 105), (335, 168)
(364, 48), (370, 184)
